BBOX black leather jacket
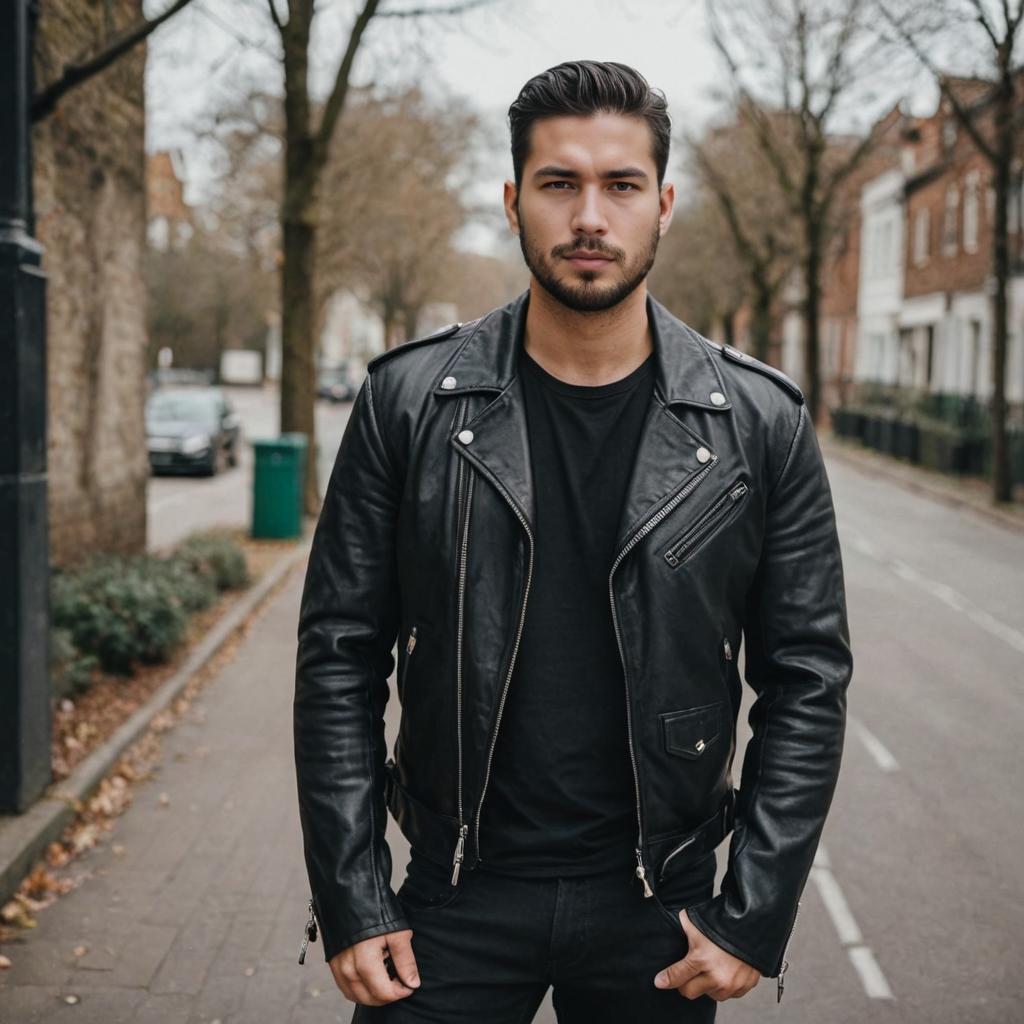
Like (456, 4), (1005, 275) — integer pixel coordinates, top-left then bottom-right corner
(294, 289), (853, 989)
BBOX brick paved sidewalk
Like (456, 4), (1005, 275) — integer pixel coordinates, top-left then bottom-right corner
(0, 560), (388, 1024)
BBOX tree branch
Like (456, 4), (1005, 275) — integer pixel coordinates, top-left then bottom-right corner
(313, 0), (383, 171)
(376, 0), (494, 17)
(874, 0), (998, 163)
(267, 0), (286, 33)
(32, 0), (197, 121)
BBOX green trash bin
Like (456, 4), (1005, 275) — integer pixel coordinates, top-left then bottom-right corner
(251, 433), (308, 539)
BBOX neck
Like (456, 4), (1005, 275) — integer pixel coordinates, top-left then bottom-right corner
(522, 279), (653, 386)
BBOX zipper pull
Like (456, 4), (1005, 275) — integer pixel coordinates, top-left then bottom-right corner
(406, 626), (418, 655)
(298, 897), (318, 964)
(450, 824), (468, 885)
(723, 637), (732, 661)
(635, 848), (654, 897)
(777, 959), (788, 1002)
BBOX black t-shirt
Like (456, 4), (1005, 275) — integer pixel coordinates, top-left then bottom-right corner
(476, 339), (655, 877)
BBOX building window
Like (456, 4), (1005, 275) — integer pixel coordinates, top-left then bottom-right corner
(913, 207), (930, 266)
(963, 172), (980, 253)
(943, 185), (960, 257)
(969, 319), (982, 396)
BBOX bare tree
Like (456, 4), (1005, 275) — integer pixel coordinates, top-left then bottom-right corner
(265, 0), (493, 513)
(874, 0), (1022, 503)
(682, 109), (804, 359)
(317, 86), (480, 346)
(705, 0), (905, 423)
(32, 0), (199, 121)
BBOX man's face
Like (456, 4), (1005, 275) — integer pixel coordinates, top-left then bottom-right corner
(504, 112), (674, 313)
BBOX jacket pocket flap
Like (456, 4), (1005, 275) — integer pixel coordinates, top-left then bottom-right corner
(661, 702), (725, 759)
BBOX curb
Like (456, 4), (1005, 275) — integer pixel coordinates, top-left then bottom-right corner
(820, 434), (1024, 535)
(0, 532), (312, 910)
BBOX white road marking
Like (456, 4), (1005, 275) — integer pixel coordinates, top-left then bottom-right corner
(811, 845), (894, 1000)
(849, 715), (900, 773)
(846, 530), (1024, 655)
(848, 946), (895, 999)
(811, 866), (862, 945)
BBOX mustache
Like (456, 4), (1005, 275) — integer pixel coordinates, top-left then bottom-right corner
(552, 240), (623, 261)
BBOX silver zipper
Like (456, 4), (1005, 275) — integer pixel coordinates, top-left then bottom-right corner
(405, 626), (417, 655)
(664, 480), (747, 567)
(657, 833), (698, 882)
(469, 481), (535, 878)
(298, 896), (318, 964)
(609, 454), (720, 896)
(451, 402), (474, 886)
(777, 898), (802, 1002)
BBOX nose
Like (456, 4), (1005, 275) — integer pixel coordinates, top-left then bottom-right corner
(569, 184), (609, 237)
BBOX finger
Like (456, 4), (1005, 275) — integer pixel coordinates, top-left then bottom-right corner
(735, 973), (761, 998)
(680, 972), (717, 1001)
(356, 944), (416, 1003)
(348, 977), (385, 1007)
(655, 955), (702, 990)
(386, 931), (421, 989)
(677, 908), (700, 944)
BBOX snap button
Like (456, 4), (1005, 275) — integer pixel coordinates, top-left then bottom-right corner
(457, 429), (474, 444)
(696, 446), (712, 463)
(710, 391), (725, 405)
(440, 376), (457, 390)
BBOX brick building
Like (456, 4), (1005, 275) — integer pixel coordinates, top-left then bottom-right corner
(852, 74), (1024, 412)
(146, 150), (193, 253)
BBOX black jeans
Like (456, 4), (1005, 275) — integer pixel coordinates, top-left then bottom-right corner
(350, 846), (719, 1023)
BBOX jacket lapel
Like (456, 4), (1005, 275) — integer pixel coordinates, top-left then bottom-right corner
(431, 289), (734, 551)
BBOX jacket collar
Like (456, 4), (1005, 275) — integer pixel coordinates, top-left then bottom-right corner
(437, 288), (734, 554)
(432, 287), (732, 413)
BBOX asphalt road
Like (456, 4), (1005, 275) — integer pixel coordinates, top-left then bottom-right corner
(148, 385), (1024, 1021)
(146, 385), (352, 552)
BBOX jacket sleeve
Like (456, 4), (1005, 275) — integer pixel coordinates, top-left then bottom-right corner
(687, 401), (853, 977)
(293, 369), (409, 962)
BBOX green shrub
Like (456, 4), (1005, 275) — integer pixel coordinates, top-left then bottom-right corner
(51, 556), (189, 675)
(49, 532), (249, 678)
(175, 533), (250, 591)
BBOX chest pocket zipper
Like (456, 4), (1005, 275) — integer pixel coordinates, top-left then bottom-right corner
(664, 480), (750, 568)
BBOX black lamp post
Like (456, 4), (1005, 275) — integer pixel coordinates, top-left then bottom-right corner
(0, 0), (51, 813)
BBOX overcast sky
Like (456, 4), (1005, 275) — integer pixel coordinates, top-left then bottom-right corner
(146, 0), (940, 254)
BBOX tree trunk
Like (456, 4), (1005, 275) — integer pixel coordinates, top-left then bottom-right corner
(990, 70), (1013, 504)
(280, 3), (321, 516)
(750, 283), (773, 362)
(803, 225), (823, 426)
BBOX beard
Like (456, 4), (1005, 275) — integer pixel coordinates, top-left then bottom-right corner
(517, 209), (662, 313)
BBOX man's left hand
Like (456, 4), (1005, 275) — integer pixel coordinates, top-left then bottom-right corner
(653, 909), (761, 1001)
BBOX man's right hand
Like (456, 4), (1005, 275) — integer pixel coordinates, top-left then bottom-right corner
(329, 928), (421, 1006)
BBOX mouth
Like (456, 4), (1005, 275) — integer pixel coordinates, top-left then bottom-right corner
(564, 251), (615, 270)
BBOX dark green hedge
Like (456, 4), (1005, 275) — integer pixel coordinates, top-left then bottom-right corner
(50, 532), (250, 693)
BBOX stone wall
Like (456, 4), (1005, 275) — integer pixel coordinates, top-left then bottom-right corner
(32, 0), (149, 565)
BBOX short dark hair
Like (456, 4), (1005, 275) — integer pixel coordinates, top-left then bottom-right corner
(507, 60), (671, 190)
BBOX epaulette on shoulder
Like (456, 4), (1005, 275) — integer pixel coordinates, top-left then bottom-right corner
(366, 322), (463, 372)
(717, 343), (804, 404)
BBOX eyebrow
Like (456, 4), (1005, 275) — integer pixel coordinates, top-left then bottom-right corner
(532, 165), (650, 181)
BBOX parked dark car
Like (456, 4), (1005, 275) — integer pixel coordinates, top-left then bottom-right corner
(146, 387), (241, 476)
(316, 366), (357, 403)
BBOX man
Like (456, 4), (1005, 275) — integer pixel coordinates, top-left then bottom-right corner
(294, 60), (853, 1022)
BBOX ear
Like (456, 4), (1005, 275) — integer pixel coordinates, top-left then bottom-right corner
(658, 181), (675, 237)
(503, 180), (520, 235)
